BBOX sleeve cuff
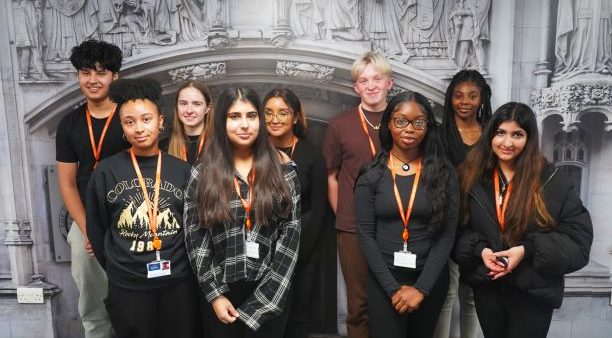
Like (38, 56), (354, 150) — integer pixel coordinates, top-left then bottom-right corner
(473, 242), (488, 259)
(521, 239), (535, 261)
(204, 283), (230, 303)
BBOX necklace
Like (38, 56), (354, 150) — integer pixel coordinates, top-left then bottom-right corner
(390, 152), (411, 172)
(359, 105), (381, 130)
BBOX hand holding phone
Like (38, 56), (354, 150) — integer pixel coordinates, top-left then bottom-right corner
(496, 256), (509, 268)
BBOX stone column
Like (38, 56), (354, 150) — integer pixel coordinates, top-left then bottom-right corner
(534, 0), (552, 88)
(271, 0), (293, 47)
(208, 0), (230, 48)
(0, 11), (36, 286)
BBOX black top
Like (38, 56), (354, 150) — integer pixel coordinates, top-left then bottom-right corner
(86, 150), (192, 290)
(55, 104), (130, 203)
(278, 139), (328, 263)
(355, 167), (459, 297)
(454, 164), (593, 308)
(159, 135), (203, 166)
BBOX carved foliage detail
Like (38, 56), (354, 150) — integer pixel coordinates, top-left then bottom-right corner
(531, 83), (612, 132)
(168, 62), (227, 83)
(276, 61), (334, 84)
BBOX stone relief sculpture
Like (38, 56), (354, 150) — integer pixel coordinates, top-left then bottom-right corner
(554, 0), (612, 80)
(399, 0), (448, 58)
(289, 0), (324, 39)
(14, 0), (51, 80)
(168, 62), (226, 82)
(43, 0), (98, 60)
(11, 0), (494, 82)
(363, 0), (411, 62)
(177, 0), (209, 42)
(276, 61), (335, 84)
(322, 0), (364, 41)
(447, 0), (490, 73)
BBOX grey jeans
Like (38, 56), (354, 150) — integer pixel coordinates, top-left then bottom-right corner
(67, 222), (113, 338)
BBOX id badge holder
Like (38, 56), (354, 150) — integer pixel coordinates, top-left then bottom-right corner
(147, 251), (171, 278)
(245, 234), (260, 259)
(393, 244), (416, 269)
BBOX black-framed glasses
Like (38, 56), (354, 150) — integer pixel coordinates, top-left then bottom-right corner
(392, 117), (428, 130)
(264, 110), (292, 122)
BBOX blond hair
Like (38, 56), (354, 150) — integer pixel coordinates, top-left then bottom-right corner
(351, 52), (392, 82)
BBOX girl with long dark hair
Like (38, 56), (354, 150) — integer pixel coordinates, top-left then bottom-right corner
(454, 102), (593, 338)
(184, 87), (301, 337)
(165, 81), (212, 165)
(355, 91), (459, 337)
(263, 88), (327, 338)
(86, 78), (202, 338)
(436, 69), (492, 338)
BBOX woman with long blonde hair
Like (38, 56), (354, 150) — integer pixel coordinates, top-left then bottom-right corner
(166, 81), (212, 165)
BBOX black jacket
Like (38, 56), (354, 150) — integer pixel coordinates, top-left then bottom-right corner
(454, 164), (593, 308)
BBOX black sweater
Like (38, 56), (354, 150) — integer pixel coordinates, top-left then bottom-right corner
(453, 164), (593, 308)
(355, 166), (459, 297)
(86, 150), (192, 290)
(278, 138), (328, 263)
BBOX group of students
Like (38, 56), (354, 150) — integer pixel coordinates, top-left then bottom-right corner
(55, 38), (592, 338)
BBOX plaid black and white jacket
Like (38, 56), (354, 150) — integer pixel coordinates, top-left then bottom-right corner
(184, 162), (301, 331)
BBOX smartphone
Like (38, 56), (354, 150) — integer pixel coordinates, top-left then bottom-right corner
(496, 256), (509, 267)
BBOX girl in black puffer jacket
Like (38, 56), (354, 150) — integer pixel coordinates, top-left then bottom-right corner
(454, 102), (592, 338)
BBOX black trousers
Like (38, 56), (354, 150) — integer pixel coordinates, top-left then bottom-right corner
(368, 265), (449, 338)
(473, 285), (553, 338)
(283, 253), (320, 338)
(204, 280), (292, 338)
(105, 278), (203, 338)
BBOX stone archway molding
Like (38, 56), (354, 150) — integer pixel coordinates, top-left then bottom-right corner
(25, 44), (447, 132)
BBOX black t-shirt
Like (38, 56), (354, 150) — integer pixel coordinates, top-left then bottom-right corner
(86, 150), (192, 290)
(159, 135), (203, 166)
(55, 104), (130, 203)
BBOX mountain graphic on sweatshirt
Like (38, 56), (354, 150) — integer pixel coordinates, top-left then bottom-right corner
(117, 200), (179, 230)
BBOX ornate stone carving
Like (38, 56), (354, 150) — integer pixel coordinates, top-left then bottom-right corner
(168, 62), (227, 83)
(531, 83), (612, 132)
(3, 219), (33, 246)
(554, 0), (612, 81)
(14, 0), (52, 81)
(276, 61), (335, 84)
(447, 0), (491, 73)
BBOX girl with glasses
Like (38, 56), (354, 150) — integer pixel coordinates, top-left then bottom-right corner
(355, 91), (459, 337)
(263, 88), (328, 338)
(454, 102), (592, 338)
(184, 87), (301, 337)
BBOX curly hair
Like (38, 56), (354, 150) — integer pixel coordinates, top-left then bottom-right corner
(108, 78), (162, 112)
(70, 39), (123, 73)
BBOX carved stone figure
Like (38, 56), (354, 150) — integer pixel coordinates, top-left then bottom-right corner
(554, 0), (612, 80)
(177, 0), (209, 42)
(447, 0), (490, 73)
(364, 0), (411, 62)
(43, 0), (98, 60)
(322, 0), (364, 41)
(14, 0), (51, 80)
(399, 0), (448, 57)
(289, 0), (324, 39)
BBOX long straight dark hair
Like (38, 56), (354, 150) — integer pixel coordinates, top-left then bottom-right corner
(441, 69), (492, 166)
(459, 102), (554, 245)
(196, 87), (292, 228)
(361, 91), (455, 234)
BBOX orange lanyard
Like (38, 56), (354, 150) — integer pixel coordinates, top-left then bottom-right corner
(181, 133), (206, 162)
(234, 169), (256, 232)
(86, 105), (117, 168)
(357, 105), (378, 159)
(289, 136), (298, 159)
(493, 168), (513, 230)
(390, 155), (422, 250)
(130, 148), (163, 251)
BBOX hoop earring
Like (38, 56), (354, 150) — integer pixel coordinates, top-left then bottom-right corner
(122, 133), (126, 141)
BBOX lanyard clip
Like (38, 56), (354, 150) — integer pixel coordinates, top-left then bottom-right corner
(155, 250), (161, 261)
(403, 242), (408, 253)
